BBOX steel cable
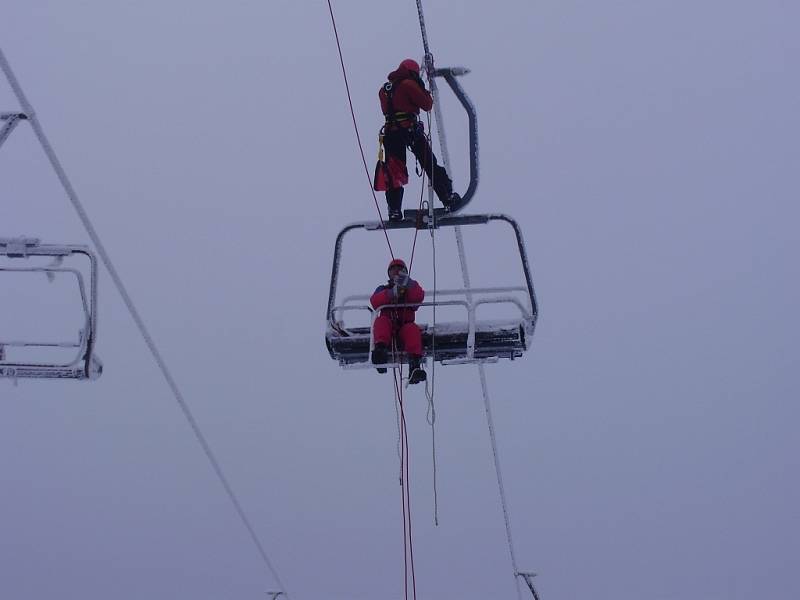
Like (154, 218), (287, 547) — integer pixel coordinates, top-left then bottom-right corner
(410, 3), (526, 598)
(0, 46), (290, 598)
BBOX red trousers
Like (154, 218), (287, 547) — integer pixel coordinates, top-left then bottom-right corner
(373, 315), (422, 357)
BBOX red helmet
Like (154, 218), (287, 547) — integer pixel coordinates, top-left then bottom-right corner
(387, 258), (408, 275)
(398, 58), (420, 74)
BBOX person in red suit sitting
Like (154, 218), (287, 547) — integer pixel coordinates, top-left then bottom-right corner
(370, 258), (427, 384)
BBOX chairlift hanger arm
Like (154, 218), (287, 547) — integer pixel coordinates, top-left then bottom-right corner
(429, 67), (479, 211)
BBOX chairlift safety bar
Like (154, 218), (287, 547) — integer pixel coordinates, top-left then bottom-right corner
(332, 296), (532, 363)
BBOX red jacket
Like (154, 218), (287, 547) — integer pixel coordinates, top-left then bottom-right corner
(379, 64), (433, 121)
(371, 279), (425, 324)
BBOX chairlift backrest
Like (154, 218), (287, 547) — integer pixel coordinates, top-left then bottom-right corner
(324, 214), (538, 367)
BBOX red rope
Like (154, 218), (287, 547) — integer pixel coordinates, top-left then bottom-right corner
(327, 4), (431, 591)
(326, 0), (394, 258)
(392, 367), (409, 600)
(391, 341), (418, 600)
(402, 395), (418, 599)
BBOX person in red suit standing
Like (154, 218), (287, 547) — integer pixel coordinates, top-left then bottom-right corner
(370, 258), (427, 384)
(376, 58), (460, 222)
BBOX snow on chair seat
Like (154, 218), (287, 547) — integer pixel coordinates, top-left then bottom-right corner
(327, 318), (528, 368)
(327, 289), (534, 367)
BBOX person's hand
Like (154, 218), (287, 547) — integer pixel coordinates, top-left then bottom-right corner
(392, 274), (409, 301)
(411, 72), (427, 91)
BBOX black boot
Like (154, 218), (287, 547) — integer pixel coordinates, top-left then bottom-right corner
(372, 343), (388, 374)
(408, 355), (427, 385)
(386, 188), (404, 222)
(443, 192), (461, 212)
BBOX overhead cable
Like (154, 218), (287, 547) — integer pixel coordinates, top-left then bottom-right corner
(0, 46), (289, 598)
(409, 5), (526, 599)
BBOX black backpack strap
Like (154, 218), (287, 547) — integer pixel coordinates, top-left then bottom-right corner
(383, 80), (418, 125)
(383, 81), (396, 118)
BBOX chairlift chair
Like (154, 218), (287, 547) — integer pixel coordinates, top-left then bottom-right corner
(0, 237), (102, 380)
(325, 213), (538, 369)
(325, 63), (538, 370)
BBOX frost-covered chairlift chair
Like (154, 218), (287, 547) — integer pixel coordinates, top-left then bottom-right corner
(0, 238), (102, 380)
(325, 65), (538, 369)
(325, 214), (538, 369)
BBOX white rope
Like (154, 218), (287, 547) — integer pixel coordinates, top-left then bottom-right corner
(416, 101), (440, 527)
(425, 191), (439, 526)
(423, 361), (439, 526)
(394, 378), (404, 483)
(0, 47), (290, 598)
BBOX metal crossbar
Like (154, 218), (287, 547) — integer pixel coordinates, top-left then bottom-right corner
(338, 286), (530, 307)
(329, 295), (531, 366)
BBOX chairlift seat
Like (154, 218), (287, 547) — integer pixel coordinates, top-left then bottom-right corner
(326, 317), (529, 367)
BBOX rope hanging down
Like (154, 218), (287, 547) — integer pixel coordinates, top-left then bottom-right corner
(422, 213), (439, 526)
(412, 110), (440, 527)
(391, 342), (418, 600)
(325, 0), (438, 584)
(0, 47), (290, 598)
(425, 142), (439, 525)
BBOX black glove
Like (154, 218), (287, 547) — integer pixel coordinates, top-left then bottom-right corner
(411, 72), (427, 91)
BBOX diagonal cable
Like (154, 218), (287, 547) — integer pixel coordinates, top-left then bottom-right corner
(325, 0), (394, 258)
(0, 46), (289, 597)
(411, 3), (525, 599)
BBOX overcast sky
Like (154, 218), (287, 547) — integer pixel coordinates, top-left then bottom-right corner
(2, 1), (799, 599)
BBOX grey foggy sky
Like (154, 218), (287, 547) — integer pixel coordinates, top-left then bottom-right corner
(1, 1), (799, 599)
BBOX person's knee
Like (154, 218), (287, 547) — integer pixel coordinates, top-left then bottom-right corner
(400, 324), (421, 342)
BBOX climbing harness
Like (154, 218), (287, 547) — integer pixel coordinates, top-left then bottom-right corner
(382, 81), (420, 126)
